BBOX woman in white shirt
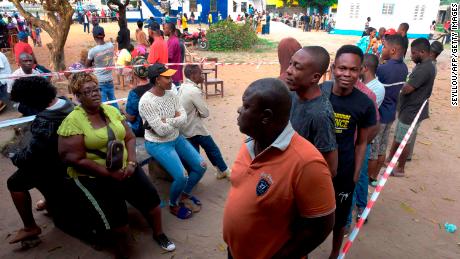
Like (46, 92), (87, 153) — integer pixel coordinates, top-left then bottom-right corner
(139, 63), (206, 220)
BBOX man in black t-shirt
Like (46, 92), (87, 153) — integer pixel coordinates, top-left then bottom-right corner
(397, 22), (410, 57)
(320, 45), (376, 259)
(284, 46), (338, 177)
(387, 38), (435, 177)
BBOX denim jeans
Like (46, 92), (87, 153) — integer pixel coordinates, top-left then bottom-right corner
(145, 135), (206, 206)
(346, 144), (370, 226)
(188, 135), (228, 172)
(83, 23), (90, 33)
(0, 83), (7, 102)
(99, 81), (119, 108)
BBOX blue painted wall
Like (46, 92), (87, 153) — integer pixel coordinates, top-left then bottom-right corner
(198, 0), (228, 24)
(331, 29), (429, 39)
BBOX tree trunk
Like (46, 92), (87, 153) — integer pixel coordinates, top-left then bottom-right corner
(116, 5), (131, 49)
(47, 40), (66, 72)
(118, 5), (128, 29)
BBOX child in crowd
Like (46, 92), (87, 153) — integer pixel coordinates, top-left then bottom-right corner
(116, 44), (134, 89)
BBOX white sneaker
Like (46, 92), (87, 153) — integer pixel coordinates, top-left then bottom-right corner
(215, 168), (230, 180)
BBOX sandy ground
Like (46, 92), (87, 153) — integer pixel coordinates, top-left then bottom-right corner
(0, 21), (459, 258)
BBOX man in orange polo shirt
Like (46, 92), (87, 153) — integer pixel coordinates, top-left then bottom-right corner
(147, 22), (168, 64)
(223, 78), (336, 259)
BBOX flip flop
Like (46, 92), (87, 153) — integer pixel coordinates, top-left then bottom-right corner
(182, 196), (202, 213)
(170, 204), (193, 220)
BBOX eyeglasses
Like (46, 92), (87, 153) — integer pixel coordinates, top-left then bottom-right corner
(79, 87), (100, 97)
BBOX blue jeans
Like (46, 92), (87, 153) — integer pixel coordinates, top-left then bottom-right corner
(188, 135), (228, 172)
(99, 81), (119, 108)
(145, 135), (206, 206)
(346, 144), (370, 226)
(83, 23), (90, 33)
(0, 83), (7, 102)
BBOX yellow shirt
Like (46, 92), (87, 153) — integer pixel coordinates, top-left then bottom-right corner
(116, 48), (132, 66)
(57, 104), (128, 178)
(208, 14), (212, 23)
(182, 16), (188, 29)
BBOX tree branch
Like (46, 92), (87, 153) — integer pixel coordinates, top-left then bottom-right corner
(10, 0), (53, 33)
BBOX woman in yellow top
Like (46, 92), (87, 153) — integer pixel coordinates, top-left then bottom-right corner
(182, 13), (188, 33)
(57, 73), (175, 257)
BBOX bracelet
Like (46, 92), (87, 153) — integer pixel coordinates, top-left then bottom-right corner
(128, 161), (137, 167)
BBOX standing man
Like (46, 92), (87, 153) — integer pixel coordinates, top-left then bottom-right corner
(284, 46), (338, 177)
(85, 26), (118, 107)
(320, 45), (376, 259)
(0, 51), (11, 112)
(397, 22), (410, 57)
(346, 53), (383, 227)
(387, 38), (435, 177)
(362, 17), (371, 37)
(178, 65), (231, 179)
(83, 11), (90, 34)
(224, 78), (335, 259)
(405, 40), (444, 161)
(164, 22), (183, 87)
(367, 34), (408, 186)
(147, 22), (168, 64)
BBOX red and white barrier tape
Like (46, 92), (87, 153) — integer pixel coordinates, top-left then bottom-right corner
(338, 99), (428, 259)
(0, 61), (279, 80)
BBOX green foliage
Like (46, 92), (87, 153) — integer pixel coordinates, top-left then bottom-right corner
(207, 21), (259, 51)
(298, 0), (338, 10)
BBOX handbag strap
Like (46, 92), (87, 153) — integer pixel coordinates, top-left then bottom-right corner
(86, 109), (117, 159)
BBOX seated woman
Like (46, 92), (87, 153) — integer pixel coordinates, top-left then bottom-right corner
(123, 56), (151, 137)
(139, 63), (207, 220)
(57, 72), (175, 256)
(7, 76), (74, 245)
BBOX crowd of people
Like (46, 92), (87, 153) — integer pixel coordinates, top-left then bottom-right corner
(0, 8), (447, 259)
(0, 11), (50, 113)
(276, 12), (335, 33)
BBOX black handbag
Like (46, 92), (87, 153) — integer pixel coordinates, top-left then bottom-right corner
(87, 114), (124, 172)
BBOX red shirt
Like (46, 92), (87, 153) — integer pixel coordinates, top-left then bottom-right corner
(14, 41), (33, 65)
(147, 36), (168, 64)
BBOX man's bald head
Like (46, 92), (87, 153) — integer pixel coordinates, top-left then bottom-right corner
(246, 78), (291, 122)
(301, 46), (331, 75)
(238, 78), (291, 138)
(18, 53), (34, 74)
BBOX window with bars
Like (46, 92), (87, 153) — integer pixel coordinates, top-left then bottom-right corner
(210, 0), (217, 12)
(349, 3), (360, 19)
(413, 4), (426, 20)
(241, 2), (247, 13)
(382, 3), (395, 15)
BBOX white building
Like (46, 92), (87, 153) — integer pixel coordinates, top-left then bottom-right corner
(333, 0), (440, 38)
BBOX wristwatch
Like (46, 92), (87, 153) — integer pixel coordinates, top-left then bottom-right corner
(128, 161), (137, 167)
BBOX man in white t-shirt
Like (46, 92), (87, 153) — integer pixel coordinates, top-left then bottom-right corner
(8, 53), (40, 115)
